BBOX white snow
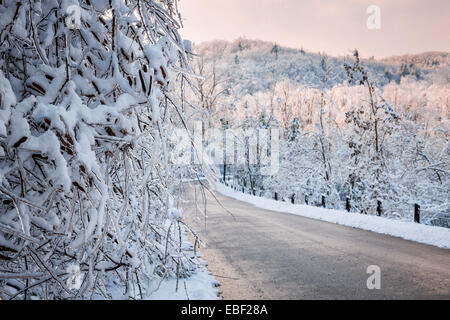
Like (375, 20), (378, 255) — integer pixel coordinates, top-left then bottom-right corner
(100, 260), (220, 300)
(215, 183), (450, 249)
(149, 265), (220, 300)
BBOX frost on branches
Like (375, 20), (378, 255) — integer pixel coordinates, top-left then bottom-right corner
(0, 0), (196, 299)
(192, 41), (449, 227)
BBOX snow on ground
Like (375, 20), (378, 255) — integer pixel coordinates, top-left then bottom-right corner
(100, 259), (220, 300)
(101, 258), (220, 300)
(215, 183), (450, 249)
(100, 222), (220, 300)
(149, 263), (220, 300)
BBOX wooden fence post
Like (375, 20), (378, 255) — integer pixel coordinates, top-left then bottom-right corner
(274, 192), (278, 201)
(377, 200), (382, 216)
(414, 204), (420, 223)
(321, 196), (326, 208)
(291, 194), (295, 204)
(346, 197), (350, 212)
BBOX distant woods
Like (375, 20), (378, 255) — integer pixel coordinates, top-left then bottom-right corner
(185, 40), (449, 227)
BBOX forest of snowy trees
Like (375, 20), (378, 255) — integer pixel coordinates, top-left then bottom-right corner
(187, 39), (449, 227)
(0, 0), (201, 299)
(0, 0), (448, 301)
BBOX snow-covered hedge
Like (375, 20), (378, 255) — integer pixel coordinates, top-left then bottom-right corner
(0, 0), (196, 299)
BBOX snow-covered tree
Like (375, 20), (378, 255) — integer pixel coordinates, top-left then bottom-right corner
(343, 50), (401, 214)
(0, 0), (195, 299)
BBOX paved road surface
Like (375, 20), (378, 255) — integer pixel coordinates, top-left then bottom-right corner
(185, 185), (450, 299)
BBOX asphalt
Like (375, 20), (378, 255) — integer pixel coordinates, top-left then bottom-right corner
(185, 185), (450, 299)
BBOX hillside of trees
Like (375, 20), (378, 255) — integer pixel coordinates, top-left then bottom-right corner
(380, 51), (450, 69)
(187, 39), (449, 227)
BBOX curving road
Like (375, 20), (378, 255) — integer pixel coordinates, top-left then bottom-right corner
(185, 185), (450, 300)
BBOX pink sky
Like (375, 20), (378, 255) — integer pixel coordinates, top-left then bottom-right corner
(178, 0), (450, 58)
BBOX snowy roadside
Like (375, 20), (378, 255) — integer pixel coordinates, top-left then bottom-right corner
(146, 185), (220, 300)
(102, 260), (220, 300)
(100, 222), (220, 300)
(148, 262), (220, 300)
(215, 183), (450, 249)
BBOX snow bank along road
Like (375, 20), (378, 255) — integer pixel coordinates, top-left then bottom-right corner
(185, 185), (450, 299)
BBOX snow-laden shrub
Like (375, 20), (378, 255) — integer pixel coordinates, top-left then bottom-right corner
(0, 0), (195, 299)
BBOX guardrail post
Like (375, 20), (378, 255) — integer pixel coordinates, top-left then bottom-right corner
(377, 200), (382, 216)
(414, 204), (420, 223)
(321, 196), (326, 208)
(291, 194), (295, 204)
(274, 192), (278, 201)
(346, 197), (350, 212)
